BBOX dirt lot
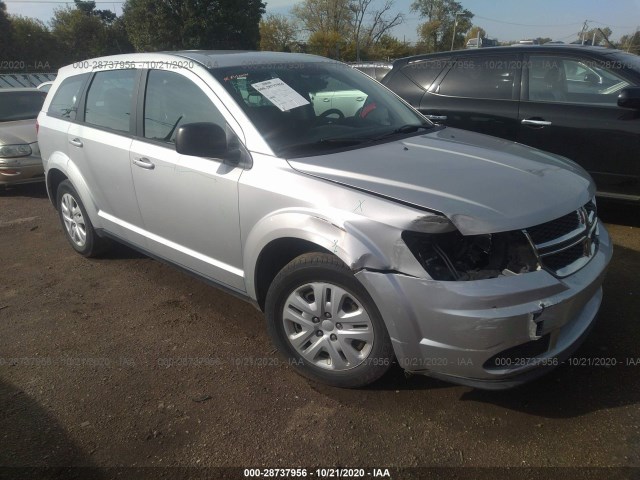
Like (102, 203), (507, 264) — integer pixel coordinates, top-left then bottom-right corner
(1, 183), (639, 480)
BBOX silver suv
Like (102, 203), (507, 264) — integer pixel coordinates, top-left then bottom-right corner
(38, 52), (612, 389)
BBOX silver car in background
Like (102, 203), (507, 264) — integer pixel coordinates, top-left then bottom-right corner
(0, 88), (47, 186)
(37, 52), (612, 389)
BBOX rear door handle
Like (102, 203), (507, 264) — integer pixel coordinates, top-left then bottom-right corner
(133, 157), (155, 170)
(69, 138), (83, 148)
(521, 118), (552, 126)
(425, 115), (447, 121)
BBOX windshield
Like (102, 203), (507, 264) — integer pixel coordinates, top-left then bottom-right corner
(0, 91), (47, 122)
(211, 61), (432, 157)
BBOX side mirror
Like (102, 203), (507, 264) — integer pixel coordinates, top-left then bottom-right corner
(175, 122), (232, 159)
(618, 87), (640, 109)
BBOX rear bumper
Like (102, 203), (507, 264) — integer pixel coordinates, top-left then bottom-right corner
(355, 221), (612, 389)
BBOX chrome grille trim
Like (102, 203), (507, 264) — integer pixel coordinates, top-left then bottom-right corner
(523, 199), (599, 278)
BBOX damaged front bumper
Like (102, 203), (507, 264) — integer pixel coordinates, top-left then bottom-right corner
(355, 221), (613, 390)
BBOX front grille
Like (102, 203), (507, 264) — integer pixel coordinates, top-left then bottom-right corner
(542, 242), (585, 271)
(524, 199), (598, 278)
(526, 211), (580, 245)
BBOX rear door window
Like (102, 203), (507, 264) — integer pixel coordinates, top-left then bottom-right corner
(437, 56), (518, 100)
(85, 69), (136, 133)
(527, 55), (631, 105)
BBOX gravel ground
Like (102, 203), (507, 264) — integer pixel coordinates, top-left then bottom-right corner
(0, 183), (638, 480)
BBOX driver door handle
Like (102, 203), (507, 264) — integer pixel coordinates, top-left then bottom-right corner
(133, 157), (155, 170)
(425, 115), (447, 121)
(521, 118), (552, 126)
(69, 138), (83, 148)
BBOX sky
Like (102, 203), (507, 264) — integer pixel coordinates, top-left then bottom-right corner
(4, 0), (640, 43)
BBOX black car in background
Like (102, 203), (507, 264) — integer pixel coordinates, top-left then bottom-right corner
(381, 46), (640, 201)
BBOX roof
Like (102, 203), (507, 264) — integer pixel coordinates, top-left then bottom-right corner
(393, 45), (632, 66)
(54, 51), (340, 78)
(171, 50), (335, 68)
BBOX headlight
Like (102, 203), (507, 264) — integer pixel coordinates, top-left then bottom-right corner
(0, 144), (32, 158)
(402, 229), (539, 281)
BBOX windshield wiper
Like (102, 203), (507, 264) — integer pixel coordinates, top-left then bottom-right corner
(277, 137), (373, 155)
(277, 126), (433, 156)
(373, 123), (434, 140)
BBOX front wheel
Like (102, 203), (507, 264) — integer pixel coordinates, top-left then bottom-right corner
(265, 253), (394, 388)
(56, 180), (111, 257)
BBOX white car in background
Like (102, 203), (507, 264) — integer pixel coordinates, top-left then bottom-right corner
(37, 81), (54, 93)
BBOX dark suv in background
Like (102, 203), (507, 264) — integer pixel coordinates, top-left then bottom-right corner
(382, 46), (640, 201)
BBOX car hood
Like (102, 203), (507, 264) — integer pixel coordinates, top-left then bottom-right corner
(0, 119), (37, 145)
(287, 127), (595, 235)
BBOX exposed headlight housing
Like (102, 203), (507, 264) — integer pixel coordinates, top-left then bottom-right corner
(402, 229), (539, 281)
(0, 144), (32, 158)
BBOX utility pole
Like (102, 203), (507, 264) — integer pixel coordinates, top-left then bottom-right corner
(450, 12), (463, 51)
(626, 26), (639, 52)
(579, 20), (588, 45)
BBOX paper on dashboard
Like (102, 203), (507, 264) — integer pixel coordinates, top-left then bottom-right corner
(251, 78), (310, 112)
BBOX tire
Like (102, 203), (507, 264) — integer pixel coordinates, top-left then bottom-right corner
(56, 180), (111, 257)
(265, 252), (394, 388)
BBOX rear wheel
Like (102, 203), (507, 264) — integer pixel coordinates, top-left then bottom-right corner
(56, 180), (110, 257)
(265, 252), (394, 388)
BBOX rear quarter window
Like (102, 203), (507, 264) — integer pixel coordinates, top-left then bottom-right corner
(48, 74), (90, 120)
(401, 58), (450, 90)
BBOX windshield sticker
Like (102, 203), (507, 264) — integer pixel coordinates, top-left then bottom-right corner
(250, 78), (310, 112)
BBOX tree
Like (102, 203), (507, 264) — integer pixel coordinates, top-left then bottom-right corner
(411, 0), (473, 52)
(292, 0), (353, 57)
(618, 30), (640, 53)
(0, 1), (12, 64)
(259, 13), (297, 51)
(51, 6), (108, 62)
(293, 0), (404, 59)
(103, 16), (134, 55)
(9, 16), (62, 70)
(50, 0), (131, 63)
(369, 34), (414, 59)
(534, 37), (553, 45)
(307, 29), (347, 58)
(123, 0), (265, 51)
(74, 0), (116, 23)
(465, 25), (485, 42)
(292, 0), (353, 44)
(350, 0), (403, 60)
